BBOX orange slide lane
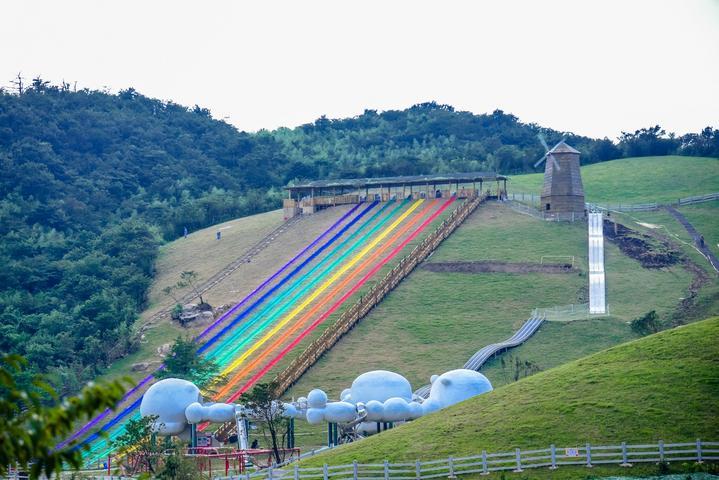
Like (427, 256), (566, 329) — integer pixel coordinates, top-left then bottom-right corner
(211, 199), (441, 401)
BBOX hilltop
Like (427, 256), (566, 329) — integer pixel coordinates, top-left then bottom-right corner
(303, 317), (719, 472)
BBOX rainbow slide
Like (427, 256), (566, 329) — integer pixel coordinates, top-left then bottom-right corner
(73, 196), (456, 464)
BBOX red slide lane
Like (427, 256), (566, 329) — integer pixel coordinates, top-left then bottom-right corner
(226, 196), (456, 403)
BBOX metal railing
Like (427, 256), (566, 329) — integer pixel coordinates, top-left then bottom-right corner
(534, 303), (610, 322)
(221, 439), (717, 480)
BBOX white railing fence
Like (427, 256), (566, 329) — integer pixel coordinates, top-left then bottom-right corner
(223, 439), (717, 480)
(678, 192), (719, 206)
(507, 190), (719, 213)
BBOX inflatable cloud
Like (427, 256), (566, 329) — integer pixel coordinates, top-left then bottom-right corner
(422, 369), (494, 414)
(139, 378), (238, 436)
(287, 368), (493, 427)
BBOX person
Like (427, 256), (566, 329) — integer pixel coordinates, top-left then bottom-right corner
(251, 439), (259, 449)
(216, 230), (221, 241)
(699, 235), (705, 247)
(183, 226), (188, 239)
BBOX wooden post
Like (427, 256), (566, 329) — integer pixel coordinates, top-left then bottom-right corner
(481, 450), (488, 475)
(353, 460), (358, 480)
(415, 459), (421, 479)
(294, 463), (300, 480)
(697, 438), (703, 463)
(658, 440), (665, 462)
(586, 443), (593, 467)
(384, 460), (389, 480)
(447, 456), (456, 479)
(620, 442), (631, 467)
(513, 448), (523, 472)
(550, 444), (557, 469)
(323, 464), (329, 480)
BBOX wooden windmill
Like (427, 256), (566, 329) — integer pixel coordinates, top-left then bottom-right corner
(535, 134), (586, 220)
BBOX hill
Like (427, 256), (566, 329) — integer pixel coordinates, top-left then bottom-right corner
(2, 83), (717, 392)
(303, 317), (719, 471)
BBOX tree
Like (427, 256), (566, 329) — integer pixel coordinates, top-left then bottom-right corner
(631, 310), (660, 336)
(178, 270), (207, 306)
(0, 354), (127, 479)
(155, 336), (221, 390)
(156, 444), (199, 480)
(239, 382), (288, 464)
(500, 354), (542, 384)
(112, 414), (162, 475)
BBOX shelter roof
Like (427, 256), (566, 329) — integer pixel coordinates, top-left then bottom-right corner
(285, 172), (507, 192)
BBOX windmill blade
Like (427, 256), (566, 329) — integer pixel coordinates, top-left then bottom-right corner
(537, 132), (550, 152)
(548, 153), (561, 171)
(534, 154), (548, 169)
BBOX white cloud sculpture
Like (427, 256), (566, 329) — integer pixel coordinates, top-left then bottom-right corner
(284, 368), (493, 426)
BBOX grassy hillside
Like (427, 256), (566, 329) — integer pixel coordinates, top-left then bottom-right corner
(287, 202), (695, 403)
(508, 156), (719, 203)
(303, 317), (719, 468)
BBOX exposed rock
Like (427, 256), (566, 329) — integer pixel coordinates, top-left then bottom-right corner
(132, 362), (150, 372)
(157, 343), (172, 357)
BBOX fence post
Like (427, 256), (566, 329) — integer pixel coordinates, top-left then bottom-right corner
(697, 439), (703, 463)
(550, 444), (557, 469)
(353, 460), (358, 480)
(658, 440), (664, 462)
(513, 448), (523, 473)
(416, 459), (421, 479)
(481, 450), (488, 475)
(294, 463), (300, 480)
(384, 460), (389, 480)
(246, 464), (251, 480)
(447, 456), (456, 479)
(586, 443), (593, 467)
(268, 466), (274, 480)
(620, 442), (631, 467)
(323, 464), (329, 480)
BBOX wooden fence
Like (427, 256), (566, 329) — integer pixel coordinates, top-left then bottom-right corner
(224, 439), (717, 480)
(507, 191), (719, 213)
(270, 193), (486, 397)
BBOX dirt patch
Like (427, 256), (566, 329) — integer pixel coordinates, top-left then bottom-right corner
(603, 219), (680, 268)
(423, 261), (577, 274)
(671, 258), (712, 326)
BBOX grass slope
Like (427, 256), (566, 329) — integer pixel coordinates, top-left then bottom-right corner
(304, 317), (719, 466)
(508, 156), (719, 204)
(289, 202), (694, 399)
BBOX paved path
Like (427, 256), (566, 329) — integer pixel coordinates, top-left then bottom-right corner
(665, 206), (719, 273)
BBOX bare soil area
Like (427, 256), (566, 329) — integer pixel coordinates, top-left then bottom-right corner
(603, 218), (680, 268)
(422, 260), (576, 274)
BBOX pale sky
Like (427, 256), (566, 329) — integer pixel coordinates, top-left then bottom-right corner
(1, 0), (718, 139)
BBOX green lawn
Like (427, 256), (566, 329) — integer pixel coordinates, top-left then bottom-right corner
(509, 156), (719, 204)
(302, 317), (719, 479)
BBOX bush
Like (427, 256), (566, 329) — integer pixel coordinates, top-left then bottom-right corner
(631, 310), (660, 336)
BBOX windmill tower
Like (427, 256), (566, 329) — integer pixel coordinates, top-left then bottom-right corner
(535, 136), (585, 220)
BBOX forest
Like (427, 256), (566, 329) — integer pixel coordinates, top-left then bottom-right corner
(1, 81), (717, 394)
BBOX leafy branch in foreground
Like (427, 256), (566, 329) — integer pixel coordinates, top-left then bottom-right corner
(0, 354), (128, 479)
